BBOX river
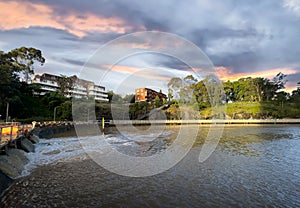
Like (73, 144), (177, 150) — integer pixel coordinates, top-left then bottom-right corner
(0, 125), (299, 207)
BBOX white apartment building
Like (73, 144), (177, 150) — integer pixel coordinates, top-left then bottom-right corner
(32, 73), (109, 102)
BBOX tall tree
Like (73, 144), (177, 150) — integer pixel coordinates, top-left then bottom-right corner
(8, 47), (45, 83)
(168, 77), (183, 100)
(272, 72), (287, 91)
(252, 77), (266, 102)
(0, 47), (45, 119)
(57, 75), (74, 96)
(190, 79), (209, 109)
(123, 94), (135, 103)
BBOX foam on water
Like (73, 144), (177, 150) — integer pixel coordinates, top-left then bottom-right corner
(22, 137), (87, 177)
(21, 130), (174, 177)
(106, 130), (173, 143)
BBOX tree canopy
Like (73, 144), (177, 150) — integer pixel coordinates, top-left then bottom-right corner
(0, 47), (45, 121)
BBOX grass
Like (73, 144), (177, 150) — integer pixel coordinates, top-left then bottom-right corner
(225, 102), (300, 119)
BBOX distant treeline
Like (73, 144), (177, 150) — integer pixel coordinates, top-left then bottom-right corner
(1, 47), (300, 122)
(164, 74), (300, 119)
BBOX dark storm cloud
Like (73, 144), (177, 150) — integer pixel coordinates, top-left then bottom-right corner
(152, 56), (192, 71)
(159, 59), (191, 71)
(15, 0), (145, 31)
(140, 17), (170, 32)
(62, 58), (86, 67)
(0, 27), (79, 49)
(189, 27), (265, 50)
(0, 26), (99, 75)
(12, 0), (171, 32)
(211, 51), (260, 72)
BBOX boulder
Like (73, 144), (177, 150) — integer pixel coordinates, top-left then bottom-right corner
(20, 139), (35, 153)
(7, 149), (29, 165)
(0, 156), (19, 179)
(28, 135), (39, 144)
(0, 170), (13, 196)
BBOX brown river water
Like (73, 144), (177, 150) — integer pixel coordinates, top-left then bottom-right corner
(0, 125), (300, 207)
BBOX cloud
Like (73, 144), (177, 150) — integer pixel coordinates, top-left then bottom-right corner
(216, 66), (298, 81)
(283, 0), (300, 16)
(0, 0), (139, 37)
(1, 0), (300, 92)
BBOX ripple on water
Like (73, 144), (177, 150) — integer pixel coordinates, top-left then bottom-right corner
(1, 125), (300, 207)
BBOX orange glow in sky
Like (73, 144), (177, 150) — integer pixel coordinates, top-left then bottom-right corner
(104, 64), (170, 81)
(216, 66), (297, 81)
(216, 66), (298, 92)
(0, 1), (135, 37)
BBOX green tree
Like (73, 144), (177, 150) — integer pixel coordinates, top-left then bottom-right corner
(154, 95), (162, 108)
(107, 91), (123, 103)
(190, 79), (209, 109)
(183, 75), (198, 85)
(290, 82), (300, 104)
(260, 73), (287, 101)
(168, 77), (183, 99)
(57, 75), (74, 96)
(57, 101), (72, 120)
(42, 92), (67, 111)
(252, 77), (267, 102)
(123, 94), (135, 103)
(0, 47), (45, 120)
(8, 47), (45, 83)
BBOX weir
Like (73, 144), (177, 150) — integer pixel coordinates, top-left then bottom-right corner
(0, 121), (74, 197)
(0, 123), (35, 197)
(0, 123), (32, 153)
(109, 118), (300, 126)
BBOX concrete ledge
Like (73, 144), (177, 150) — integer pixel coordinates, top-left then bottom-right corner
(109, 119), (300, 125)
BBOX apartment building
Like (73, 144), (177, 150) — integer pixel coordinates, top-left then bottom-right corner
(32, 73), (109, 102)
(135, 88), (167, 103)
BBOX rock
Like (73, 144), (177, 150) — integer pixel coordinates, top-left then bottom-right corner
(6, 153), (23, 174)
(0, 170), (13, 196)
(28, 135), (39, 144)
(20, 139), (35, 153)
(22, 180), (29, 187)
(7, 149), (29, 165)
(0, 156), (19, 178)
(0, 149), (28, 178)
(43, 150), (61, 155)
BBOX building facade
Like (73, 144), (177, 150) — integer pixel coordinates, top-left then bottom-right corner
(135, 88), (167, 103)
(32, 73), (109, 102)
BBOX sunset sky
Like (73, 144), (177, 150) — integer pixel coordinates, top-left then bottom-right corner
(1, 0), (300, 94)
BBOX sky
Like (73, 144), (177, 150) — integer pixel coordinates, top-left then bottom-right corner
(1, 0), (300, 95)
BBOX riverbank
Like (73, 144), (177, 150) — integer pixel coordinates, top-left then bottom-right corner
(0, 122), (75, 197)
(0, 138), (37, 198)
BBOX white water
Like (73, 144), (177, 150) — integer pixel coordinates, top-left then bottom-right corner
(21, 130), (174, 177)
(21, 137), (87, 177)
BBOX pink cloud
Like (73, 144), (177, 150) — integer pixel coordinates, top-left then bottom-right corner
(0, 1), (138, 37)
(103, 64), (170, 81)
(215, 66), (299, 92)
(216, 66), (297, 81)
